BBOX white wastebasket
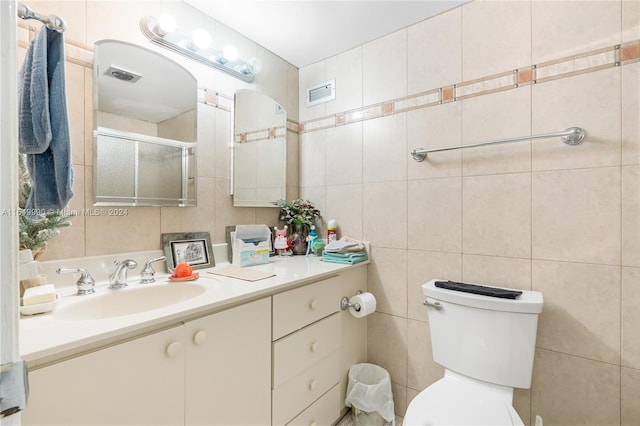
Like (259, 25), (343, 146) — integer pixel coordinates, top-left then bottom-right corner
(345, 363), (395, 425)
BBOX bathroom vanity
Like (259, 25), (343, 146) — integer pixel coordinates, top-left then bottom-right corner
(20, 256), (367, 426)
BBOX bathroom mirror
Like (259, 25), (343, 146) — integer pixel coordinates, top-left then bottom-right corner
(93, 40), (197, 206)
(232, 90), (286, 207)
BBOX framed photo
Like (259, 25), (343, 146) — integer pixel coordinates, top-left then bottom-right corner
(161, 231), (214, 271)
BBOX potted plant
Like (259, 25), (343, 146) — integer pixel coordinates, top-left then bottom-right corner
(18, 154), (72, 259)
(273, 199), (322, 255)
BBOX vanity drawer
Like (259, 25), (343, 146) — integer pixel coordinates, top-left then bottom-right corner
(273, 276), (341, 340)
(284, 382), (341, 426)
(273, 313), (341, 387)
(272, 351), (340, 425)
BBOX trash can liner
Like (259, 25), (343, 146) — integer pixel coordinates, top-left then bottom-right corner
(345, 363), (395, 423)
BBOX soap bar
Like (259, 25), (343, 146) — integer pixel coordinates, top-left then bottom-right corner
(22, 284), (56, 306)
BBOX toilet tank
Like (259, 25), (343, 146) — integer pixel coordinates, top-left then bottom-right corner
(422, 279), (543, 389)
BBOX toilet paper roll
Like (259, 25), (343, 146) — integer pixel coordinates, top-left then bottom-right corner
(349, 292), (377, 318)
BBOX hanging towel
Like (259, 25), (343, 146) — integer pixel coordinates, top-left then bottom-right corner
(19, 27), (51, 153)
(18, 27), (74, 215)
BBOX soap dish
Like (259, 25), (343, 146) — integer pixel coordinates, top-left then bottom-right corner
(168, 272), (200, 282)
(20, 294), (59, 316)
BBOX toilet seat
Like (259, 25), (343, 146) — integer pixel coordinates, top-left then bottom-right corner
(403, 372), (523, 426)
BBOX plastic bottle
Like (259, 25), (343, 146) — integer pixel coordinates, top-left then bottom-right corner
(327, 219), (337, 243)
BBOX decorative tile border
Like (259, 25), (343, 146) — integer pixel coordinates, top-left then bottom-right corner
(234, 125), (286, 144)
(535, 45), (617, 84)
(200, 89), (233, 112)
(299, 39), (640, 135)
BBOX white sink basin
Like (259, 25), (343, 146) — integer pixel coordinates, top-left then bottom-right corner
(54, 282), (207, 321)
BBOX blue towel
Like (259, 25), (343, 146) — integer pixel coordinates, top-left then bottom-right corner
(18, 27), (73, 215)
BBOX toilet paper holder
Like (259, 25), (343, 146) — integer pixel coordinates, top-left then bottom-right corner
(340, 290), (364, 311)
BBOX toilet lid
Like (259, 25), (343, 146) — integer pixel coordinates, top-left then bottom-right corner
(403, 377), (523, 426)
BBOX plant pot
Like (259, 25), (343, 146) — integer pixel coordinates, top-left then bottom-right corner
(31, 245), (47, 260)
(288, 225), (309, 255)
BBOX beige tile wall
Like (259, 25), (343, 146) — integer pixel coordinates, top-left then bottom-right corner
(20, 1), (299, 261)
(298, 0), (640, 424)
(18, 0), (640, 424)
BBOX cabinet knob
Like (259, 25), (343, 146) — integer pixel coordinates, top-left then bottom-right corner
(309, 422), (317, 426)
(308, 380), (317, 391)
(166, 341), (182, 357)
(309, 299), (318, 310)
(310, 341), (318, 352)
(193, 330), (207, 345)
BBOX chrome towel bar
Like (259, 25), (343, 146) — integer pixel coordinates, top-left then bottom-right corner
(17, 2), (67, 33)
(410, 126), (586, 162)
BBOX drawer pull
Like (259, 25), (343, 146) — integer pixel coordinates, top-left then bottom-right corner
(310, 341), (318, 352)
(309, 422), (317, 426)
(309, 380), (317, 391)
(193, 330), (207, 345)
(166, 341), (182, 357)
(309, 299), (318, 310)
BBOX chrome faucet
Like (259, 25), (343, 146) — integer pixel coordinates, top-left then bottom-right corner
(139, 256), (166, 284)
(108, 259), (137, 289)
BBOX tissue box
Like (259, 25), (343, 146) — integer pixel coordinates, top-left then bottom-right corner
(231, 225), (272, 267)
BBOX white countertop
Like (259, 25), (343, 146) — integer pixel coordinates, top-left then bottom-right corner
(20, 256), (367, 368)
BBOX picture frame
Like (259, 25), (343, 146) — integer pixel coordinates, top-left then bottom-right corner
(161, 231), (214, 272)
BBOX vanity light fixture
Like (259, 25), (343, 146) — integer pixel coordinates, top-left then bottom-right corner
(191, 28), (212, 50)
(154, 13), (176, 36)
(140, 15), (261, 83)
(220, 45), (238, 63)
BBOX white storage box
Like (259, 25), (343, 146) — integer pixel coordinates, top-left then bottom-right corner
(231, 225), (272, 267)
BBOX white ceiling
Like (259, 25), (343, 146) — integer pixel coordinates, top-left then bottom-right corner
(184, 0), (469, 68)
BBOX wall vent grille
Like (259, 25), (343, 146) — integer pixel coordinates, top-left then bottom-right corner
(306, 79), (335, 107)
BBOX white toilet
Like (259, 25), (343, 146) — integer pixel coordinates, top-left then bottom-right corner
(404, 279), (544, 426)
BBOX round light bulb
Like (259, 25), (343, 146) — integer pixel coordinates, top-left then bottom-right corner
(246, 57), (262, 75)
(191, 28), (211, 50)
(222, 45), (238, 62)
(155, 14), (176, 36)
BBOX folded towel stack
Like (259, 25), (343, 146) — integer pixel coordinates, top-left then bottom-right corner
(322, 238), (368, 265)
(322, 251), (368, 265)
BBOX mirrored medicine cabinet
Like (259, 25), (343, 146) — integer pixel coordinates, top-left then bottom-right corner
(93, 40), (198, 206)
(232, 90), (287, 207)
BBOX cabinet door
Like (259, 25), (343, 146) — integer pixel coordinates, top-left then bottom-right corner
(185, 297), (271, 426)
(22, 326), (185, 426)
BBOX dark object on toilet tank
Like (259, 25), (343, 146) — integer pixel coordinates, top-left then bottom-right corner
(434, 280), (523, 299)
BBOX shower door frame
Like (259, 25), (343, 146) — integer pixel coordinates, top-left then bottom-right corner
(0, 1), (23, 424)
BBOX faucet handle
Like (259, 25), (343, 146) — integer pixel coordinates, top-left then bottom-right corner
(140, 256), (166, 284)
(57, 268), (96, 296)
